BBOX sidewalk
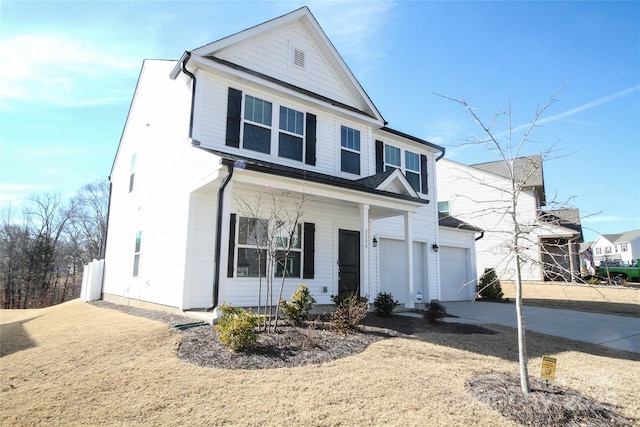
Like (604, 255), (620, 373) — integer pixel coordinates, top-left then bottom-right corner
(440, 301), (640, 354)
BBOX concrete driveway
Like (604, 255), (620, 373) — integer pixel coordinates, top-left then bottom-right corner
(443, 301), (640, 354)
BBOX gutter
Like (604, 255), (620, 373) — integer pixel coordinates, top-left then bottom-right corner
(179, 51), (196, 140)
(206, 162), (235, 312)
(436, 147), (446, 161)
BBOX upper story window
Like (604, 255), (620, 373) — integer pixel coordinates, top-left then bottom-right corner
(438, 201), (450, 216)
(614, 245), (619, 253)
(595, 247), (602, 255)
(225, 88), (317, 166)
(278, 106), (304, 161)
(621, 243), (628, 252)
(405, 151), (421, 192)
(605, 246), (612, 254)
(129, 154), (136, 193)
(243, 95), (272, 154)
(340, 126), (361, 175)
(382, 143), (422, 193)
(385, 145), (401, 170)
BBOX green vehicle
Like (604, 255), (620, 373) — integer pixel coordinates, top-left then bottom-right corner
(597, 259), (640, 284)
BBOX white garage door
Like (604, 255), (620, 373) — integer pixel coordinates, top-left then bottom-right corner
(440, 246), (473, 301)
(379, 239), (427, 305)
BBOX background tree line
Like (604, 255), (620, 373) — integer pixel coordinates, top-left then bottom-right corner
(0, 180), (109, 309)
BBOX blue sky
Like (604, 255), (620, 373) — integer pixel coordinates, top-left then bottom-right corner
(1, 0), (638, 242)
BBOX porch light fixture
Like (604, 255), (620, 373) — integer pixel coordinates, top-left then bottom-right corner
(432, 243), (439, 252)
(372, 237), (378, 248)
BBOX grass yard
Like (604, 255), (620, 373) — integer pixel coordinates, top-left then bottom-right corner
(1, 284), (639, 426)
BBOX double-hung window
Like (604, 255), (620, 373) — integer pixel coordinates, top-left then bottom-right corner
(235, 217), (302, 278)
(384, 145), (422, 192)
(243, 95), (272, 154)
(133, 231), (142, 277)
(274, 222), (301, 277)
(384, 145), (401, 171)
(405, 151), (421, 192)
(278, 106), (304, 161)
(340, 126), (360, 175)
(236, 217), (268, 277)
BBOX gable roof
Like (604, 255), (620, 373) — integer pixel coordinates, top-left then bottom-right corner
(438, 212), (483, 233)
(471, 155), (546, 205)
(179, 7), (384, 124)
(602, 229), (640, 244)
(539, 208), (583, 239)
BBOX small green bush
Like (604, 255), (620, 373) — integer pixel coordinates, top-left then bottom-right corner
(373, 292), (398, 317)
(477, 268), (504, 300)
(423, 300), (448, 325)
(280, 284), (316, 325)
(330, 293), (368, 333)
(587, 276), (600, 285)
(215, 304), (259, 351)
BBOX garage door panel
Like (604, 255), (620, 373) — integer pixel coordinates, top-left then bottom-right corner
(440, 246), (472, 301)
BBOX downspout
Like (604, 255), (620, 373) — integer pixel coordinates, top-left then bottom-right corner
(475, 231), (485, 241)
(435, 147), (446, 161)
(207, 163), (235, 312)
(180, 51), (196, 139)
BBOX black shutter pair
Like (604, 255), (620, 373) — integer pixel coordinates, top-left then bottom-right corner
(227, 215), (315, 279)
(225, 88), (317, 166)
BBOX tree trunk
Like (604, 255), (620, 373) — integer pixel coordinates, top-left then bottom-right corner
(514, 245), (530, 395)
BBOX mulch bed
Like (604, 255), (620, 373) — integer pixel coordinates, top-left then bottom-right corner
(468, 372), (634, 426)
(92, 301), (635, 425)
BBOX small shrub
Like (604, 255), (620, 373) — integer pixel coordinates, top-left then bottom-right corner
(477, 268), (504, 300)
(423, 300), (448, 325)
(280, 284), (316, 325)
(215, 304), (259, 351)
(373, 292), (398, 317)
(330, 293), (368, 333)
(587, 276), (600, 285)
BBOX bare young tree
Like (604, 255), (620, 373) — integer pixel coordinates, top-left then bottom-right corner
(440, 84), (575, 395)
(234, 191), (306, 332)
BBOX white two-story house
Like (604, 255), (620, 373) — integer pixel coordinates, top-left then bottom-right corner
(591, 230), (640, 266)
(102, 7), (480, 315)
(437, 156), (583, 282)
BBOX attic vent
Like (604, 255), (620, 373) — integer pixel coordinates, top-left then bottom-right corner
(293, 47), (306, 69)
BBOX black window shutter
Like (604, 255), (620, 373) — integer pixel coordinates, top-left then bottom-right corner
(303, 222), (315, 279)
(305, 113), (317, 166)
(226, 88), (242, 148)
(375, 140), (384, 174)
(420, 154), (428, 194)
(227, 214), (237, 277)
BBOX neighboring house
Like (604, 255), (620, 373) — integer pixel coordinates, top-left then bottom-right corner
(591, 230), (640, 266)
(102, 7), (480, 316)
(437, 156), (583, 282)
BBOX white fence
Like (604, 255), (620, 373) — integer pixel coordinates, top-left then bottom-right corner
(80, 259), (104, 302)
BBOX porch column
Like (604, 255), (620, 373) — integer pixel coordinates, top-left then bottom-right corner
(405, 211), (415, 308)
(360, 204), (370, 300)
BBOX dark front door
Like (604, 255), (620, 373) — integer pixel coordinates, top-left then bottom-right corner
(338, 229), (360, 296)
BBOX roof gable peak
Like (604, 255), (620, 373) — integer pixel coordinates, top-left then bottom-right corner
(189, 7), (383, 124)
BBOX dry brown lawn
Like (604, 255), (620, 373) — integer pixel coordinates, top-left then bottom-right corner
(1, 284), (639, 426)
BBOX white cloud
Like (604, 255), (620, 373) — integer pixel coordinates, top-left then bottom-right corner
(582, 215), (640, 224)
(0, 34), (140, 109)
(509, 85), (640, 136)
